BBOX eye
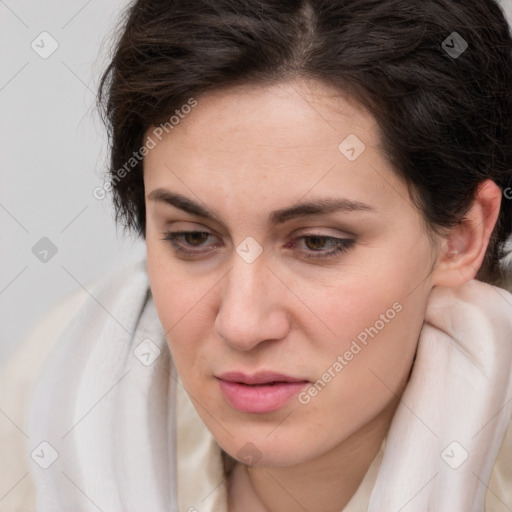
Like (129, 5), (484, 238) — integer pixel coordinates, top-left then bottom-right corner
(161, 230), (355, 260)
(286, 233), (355, 260)
(162, 230), (217, 256)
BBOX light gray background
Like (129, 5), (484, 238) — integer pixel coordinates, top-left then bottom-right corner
(1, 0), (511, 362)
(1, 0), (145, 362)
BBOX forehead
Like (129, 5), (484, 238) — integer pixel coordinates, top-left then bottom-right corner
(147, 79), (376, 157)
(142, 79), (408, 217)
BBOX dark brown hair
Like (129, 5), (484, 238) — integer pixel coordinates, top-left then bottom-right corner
(97, 0), (512, 287)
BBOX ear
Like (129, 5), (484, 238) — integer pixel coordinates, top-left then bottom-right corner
(432, 179), (502, 288)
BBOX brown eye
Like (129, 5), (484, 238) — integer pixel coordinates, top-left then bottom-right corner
(183, 232), (210, 246)
(290, 234), (356, 260)
(303, 235), (328, 251)
(161, 230), (217, 257)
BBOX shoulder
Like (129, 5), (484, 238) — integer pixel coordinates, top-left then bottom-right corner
(0, 270), (107, 511)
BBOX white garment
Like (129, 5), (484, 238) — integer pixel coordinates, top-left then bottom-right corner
(20, 259), (512, 511)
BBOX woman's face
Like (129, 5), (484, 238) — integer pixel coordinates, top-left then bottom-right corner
(144, 79), (438, 467)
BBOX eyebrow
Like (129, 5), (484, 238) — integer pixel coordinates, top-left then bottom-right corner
(147, 188), (376, 225)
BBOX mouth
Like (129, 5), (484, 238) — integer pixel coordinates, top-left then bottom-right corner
(216, 371), (309, 413)
(217, 371), (309, 385)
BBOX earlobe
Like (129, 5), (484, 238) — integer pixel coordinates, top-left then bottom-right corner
(432, 179), (502, 288)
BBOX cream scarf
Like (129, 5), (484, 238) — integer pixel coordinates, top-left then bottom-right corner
(27, 259), (512, 511)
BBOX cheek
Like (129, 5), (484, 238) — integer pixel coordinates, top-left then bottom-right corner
(146, 241), (216, 378)
(296, 258), (428, 417)
(146, 237), (206, 326)
(295, 299), (423, 447)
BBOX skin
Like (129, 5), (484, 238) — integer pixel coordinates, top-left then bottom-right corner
(143, 78), (501, 512)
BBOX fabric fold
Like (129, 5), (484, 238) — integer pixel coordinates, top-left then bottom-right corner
(368, 280), (512, 511)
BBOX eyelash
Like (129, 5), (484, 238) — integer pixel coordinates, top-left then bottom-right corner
(161, 231), (355, 260)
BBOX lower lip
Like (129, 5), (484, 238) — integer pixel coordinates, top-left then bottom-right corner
(217, 379), (308, 413)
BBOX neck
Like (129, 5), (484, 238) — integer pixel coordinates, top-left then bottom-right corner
(227, 395), (399, 512)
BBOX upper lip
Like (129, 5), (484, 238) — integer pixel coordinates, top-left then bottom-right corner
(216, 371), (309, 385)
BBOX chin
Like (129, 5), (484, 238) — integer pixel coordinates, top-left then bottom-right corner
(205, 416), (331, 468)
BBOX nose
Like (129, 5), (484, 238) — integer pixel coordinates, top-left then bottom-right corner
(214, 253), (290, 351)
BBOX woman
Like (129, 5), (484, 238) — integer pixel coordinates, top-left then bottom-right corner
(2, 0), (512, 510)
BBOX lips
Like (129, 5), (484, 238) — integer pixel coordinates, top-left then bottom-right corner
(217, 371), (308, 385)
(216, 371), (309, 413)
